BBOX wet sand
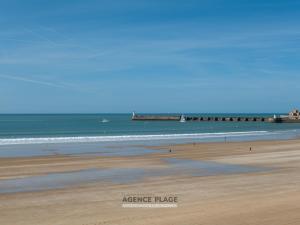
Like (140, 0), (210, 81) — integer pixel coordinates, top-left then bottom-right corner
(0, 139), (300, 225)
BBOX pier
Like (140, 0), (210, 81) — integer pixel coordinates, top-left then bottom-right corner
(132, 109), (300, 123)
(131, 112), (181, 121)
(184, 116), (266, 122)
(132, 114), (267, 122)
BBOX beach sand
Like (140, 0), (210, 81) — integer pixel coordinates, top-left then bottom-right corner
(0, 139), (300, 225)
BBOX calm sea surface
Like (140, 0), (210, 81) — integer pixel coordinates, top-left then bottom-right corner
(0, 113), (300, 145)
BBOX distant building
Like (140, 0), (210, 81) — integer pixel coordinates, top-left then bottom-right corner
(288, 109), (300, 120)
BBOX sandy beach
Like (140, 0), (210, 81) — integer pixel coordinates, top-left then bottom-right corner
(2, 0), (300, 224)
(0, 139), (300, 225)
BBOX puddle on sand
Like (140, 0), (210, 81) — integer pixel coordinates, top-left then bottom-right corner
(0, 168), (146, 194)
(0, 158), (267, 194)
(0, 142), (164, 158)
(88, 146), (164, 157)
(163, 158), (264, 176)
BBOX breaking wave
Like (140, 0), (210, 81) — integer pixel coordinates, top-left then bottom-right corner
(0, 131), (270, 145)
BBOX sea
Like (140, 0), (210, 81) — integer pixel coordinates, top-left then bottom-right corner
(0, 113), (300, 145)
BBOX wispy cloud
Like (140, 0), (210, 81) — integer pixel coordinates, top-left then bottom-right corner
(0, 74), (68, 88)
(23, 27), (59, 46)
(0, 73), (98, 94)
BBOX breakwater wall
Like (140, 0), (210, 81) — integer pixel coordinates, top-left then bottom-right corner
(132, 113), (269, 122)
(132, 114), (181, 121)
(271, 117), (300, 123)
(132, 109), (300, 123)
(184, 116), (267, 122)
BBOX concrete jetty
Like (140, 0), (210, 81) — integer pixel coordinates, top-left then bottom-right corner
(132, 109), (300, 123)
(131, 112), (181, 121)
(132, 113), (266, 122)
(269, 109), (300, 123)
(184, 116), (266, 122)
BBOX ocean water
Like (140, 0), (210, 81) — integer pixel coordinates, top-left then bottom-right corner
(0, 113), (300, 145)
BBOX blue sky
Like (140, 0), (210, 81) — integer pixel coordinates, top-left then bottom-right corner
(0, 0), (300, 113)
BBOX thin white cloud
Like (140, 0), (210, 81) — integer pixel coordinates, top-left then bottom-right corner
(23, 27), (58, 46)
(0, 73), (97, 94)
(0, 74), (68, 89)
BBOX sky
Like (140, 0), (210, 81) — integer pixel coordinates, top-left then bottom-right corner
(0, 0), (300, 113)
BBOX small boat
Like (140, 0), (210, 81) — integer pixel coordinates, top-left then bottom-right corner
(180, 115), (186, 123)
(101, 119), (109, 123)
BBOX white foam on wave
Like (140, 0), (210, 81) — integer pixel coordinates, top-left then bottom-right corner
(0, 131), (269, 145)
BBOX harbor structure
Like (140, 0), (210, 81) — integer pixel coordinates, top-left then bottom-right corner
(289, 109), (300, 119)
(132, 112), (181, 121)
(132, 109), (300, 123)
(270, 109), (300, 123)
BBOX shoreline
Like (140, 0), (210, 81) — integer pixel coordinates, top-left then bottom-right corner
(0, 128), (300, 145)
(1, 138), (300, 178)
(0, 134), (299, 159)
